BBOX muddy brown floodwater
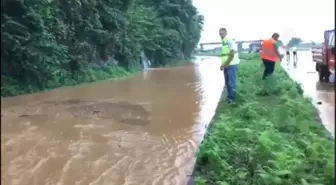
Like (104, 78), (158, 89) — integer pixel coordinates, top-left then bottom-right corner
(282, 50), (335, 137)
(1, 57), (224, 185)
(2, 52), (334, 185)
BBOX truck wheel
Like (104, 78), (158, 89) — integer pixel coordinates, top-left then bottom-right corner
(315, 63), (319, 72)
(317, 63), (323, 81)
(319, 64), (330, 82)
(318, 68), (324, 82)
(324, 66), (330, 82)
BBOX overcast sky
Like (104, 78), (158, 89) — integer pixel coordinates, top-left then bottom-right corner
(193, 0), (335, 43)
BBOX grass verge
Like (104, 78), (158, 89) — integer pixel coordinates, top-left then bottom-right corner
(194, 55), (334, 185)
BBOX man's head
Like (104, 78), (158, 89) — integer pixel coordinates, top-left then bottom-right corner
(219, 28), (227, 38)
(272, 33), (280, 41)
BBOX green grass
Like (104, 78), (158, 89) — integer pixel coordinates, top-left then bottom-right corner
(239, 53), (260, 61)
(194, 55), (334, 185)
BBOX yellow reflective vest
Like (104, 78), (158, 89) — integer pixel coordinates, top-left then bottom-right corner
(221, 37), (240, 65)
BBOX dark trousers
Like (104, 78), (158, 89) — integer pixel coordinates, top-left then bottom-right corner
(262, 59), (275, 79)
(223, 65), (238, 101)
(293, 52), (298, 66)
(286, 52), (290, 61)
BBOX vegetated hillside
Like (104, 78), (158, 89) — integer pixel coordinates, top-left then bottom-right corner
(1, 0), (204, 97)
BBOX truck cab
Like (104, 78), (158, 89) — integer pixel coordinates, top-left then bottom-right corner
(312, 29), (335, 82)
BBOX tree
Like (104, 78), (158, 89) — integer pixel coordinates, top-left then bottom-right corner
(1, 0), (204, 96)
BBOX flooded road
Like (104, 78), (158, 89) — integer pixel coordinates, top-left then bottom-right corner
(281, 50), (335, 137)
(1, 52), (334, 185)
(1, 57), (224, 185)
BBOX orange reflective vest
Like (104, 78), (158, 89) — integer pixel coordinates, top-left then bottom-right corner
(260, 39), (279, 62)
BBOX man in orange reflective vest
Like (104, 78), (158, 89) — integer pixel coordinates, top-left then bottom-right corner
(260, 33), (281, 79)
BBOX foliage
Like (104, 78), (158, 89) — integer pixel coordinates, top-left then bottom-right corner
(1, 64), (131, 96)
(194, 56), (334, 185)
(1, 0), (203, 97)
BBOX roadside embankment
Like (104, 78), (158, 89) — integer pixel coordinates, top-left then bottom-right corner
(193, 54), (334, 185)
(1, 65), (132, 97)
(1, 0), (203, 98)
(1, 58), (196, 98)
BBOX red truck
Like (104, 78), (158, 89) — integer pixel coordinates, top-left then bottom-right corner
(312, 29), (335, 82)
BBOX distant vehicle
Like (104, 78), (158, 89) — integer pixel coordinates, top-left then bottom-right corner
(312, 29), (335, 82)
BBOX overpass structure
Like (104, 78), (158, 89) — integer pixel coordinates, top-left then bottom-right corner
(199, 40), (262, 52)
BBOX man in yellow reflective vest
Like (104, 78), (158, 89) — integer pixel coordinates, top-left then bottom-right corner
(219, 28), (240, 103)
